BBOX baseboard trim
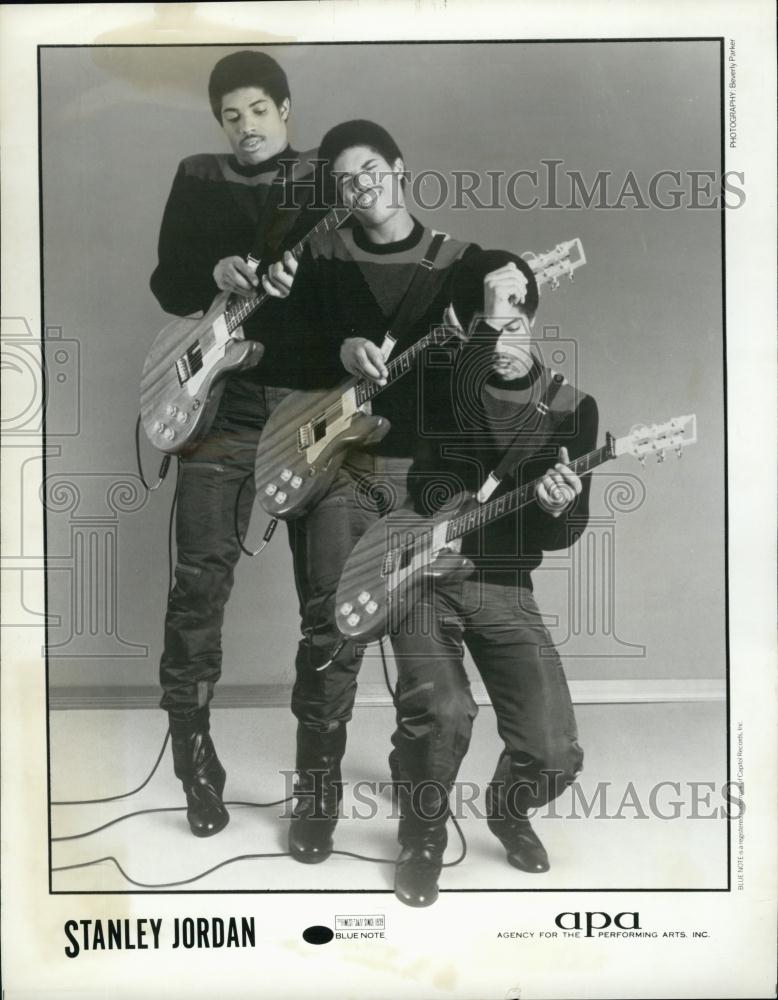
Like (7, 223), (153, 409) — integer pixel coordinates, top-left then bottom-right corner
(48, 679), (725, 711)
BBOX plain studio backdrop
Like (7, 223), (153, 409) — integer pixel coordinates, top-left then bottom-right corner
(38, 44), (724, 717)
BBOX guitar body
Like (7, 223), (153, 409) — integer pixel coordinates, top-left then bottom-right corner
(140, 207), (353, 456)
(140, 292), (265, 455)
(334, 413), (698, 645)
(254, 385), (391, 519)
(335, 503), (474, 644)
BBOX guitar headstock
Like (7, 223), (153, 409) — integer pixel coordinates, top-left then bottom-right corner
(612, 414), (698, 463)
(523, 238), (586, 291)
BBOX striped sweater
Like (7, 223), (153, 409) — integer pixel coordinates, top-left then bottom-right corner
(149, 145), (328, 387)
(408, 354), (599, 584)
(246, 218), (480, 455)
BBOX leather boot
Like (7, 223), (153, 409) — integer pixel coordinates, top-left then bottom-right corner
(394, 782), (449, 908)
(288, 723), (346, 864)
(169, 708), (229, 838)
(486, 754), (549, 873)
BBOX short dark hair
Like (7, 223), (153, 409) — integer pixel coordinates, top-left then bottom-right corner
(318, 119), (404, 176)
(208, 50), (290, 121)
(452, 249), (540, 330)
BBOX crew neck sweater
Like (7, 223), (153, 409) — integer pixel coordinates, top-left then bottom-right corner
(149, 145), (328, 387)
(409, 350), (599, 585)
(245, 218), (480, 455)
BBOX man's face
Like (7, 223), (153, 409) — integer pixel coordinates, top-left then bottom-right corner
(220, 86), (289, 166)
(490, 312), (534, 380)
(332, 145), (406, 227)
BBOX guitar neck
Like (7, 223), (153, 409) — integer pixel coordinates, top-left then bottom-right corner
(351, 244), (578, 408)
(353, 327), (453, 407)
(445, 435), (615, 542)
(224, 206), (352, 334)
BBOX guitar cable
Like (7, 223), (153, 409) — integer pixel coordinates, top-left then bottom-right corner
(49, 640), (467, 888)
(70, 432), (466, 885)
(135, 415), (172, 492)
(234, 472), (278, 557)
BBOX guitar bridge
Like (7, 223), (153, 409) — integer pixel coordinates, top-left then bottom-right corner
(297, 416), (328, 452)
(175, 342), (203, 386)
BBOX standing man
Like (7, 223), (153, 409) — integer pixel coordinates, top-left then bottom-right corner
(248, 120), (484, 864)
(387, 250), (598, 906)
(150, 50), (324, 838)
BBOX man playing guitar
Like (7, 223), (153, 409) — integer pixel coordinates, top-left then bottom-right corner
(150, 50), (326, 838)
(252, 119), (486, 865)
(386, 250), (598, 906)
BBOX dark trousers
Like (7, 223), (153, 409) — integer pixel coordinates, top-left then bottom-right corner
(288, 452), (411, 734)
(159, 378), (291, 718)
(389, 576), (583, 811)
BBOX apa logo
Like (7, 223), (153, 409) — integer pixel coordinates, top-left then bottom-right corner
(555, 911), (641, 938)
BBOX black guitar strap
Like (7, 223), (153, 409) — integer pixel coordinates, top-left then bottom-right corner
(245, 174), (291, 273)
(476, 369), (570, 502)
(378, 232), (447, 360)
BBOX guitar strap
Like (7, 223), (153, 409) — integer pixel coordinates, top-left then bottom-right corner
(475, 369), (570, 502)
(245, 174), (291, 274)
(378, 231), (447, 360)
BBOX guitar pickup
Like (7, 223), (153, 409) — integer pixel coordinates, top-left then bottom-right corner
(381, 549), (397, 577)
(175, 356), (191, 386)
(175, 342), (203, 386)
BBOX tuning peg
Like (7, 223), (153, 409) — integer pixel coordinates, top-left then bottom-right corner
(657, 450), (665, 463)
(638, 455), (646, 469)
(675, 445), (683, 459)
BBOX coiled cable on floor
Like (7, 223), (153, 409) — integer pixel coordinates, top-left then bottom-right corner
(50, 632), (468, 884)
(50, 731), (172, 807)
(51, 822), (466, 888)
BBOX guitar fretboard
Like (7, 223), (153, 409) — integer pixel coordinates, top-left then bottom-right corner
(354, 327), (454, 407)
(445, 439), (614, 542)
(351, 244), (581, 408)
(224, 206), (352, 334)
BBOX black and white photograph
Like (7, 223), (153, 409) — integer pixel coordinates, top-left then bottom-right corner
(1, 3), (776, 998)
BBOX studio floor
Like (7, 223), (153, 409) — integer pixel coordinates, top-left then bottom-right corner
(49, 700), (729, 893)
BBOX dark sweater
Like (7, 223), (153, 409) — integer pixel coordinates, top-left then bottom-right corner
(149, 146), (328, 387)
(245, 218), (480, 455)
(408, 347), (599, 585)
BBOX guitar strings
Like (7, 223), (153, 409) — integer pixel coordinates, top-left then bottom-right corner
(302, 329), (443, 430)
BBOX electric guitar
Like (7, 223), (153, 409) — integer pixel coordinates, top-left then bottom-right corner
(334, 414), (698, 644)
(254, 238), (587, 520)
(139, 206), (352, 455)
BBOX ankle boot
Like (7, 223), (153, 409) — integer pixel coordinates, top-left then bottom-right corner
(487, 813), (549, 872)
(169, 709), (229, 838)
(486, 754), (549, 873)
(394, 782), (449, 908)
(288, 723), (346, 864)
